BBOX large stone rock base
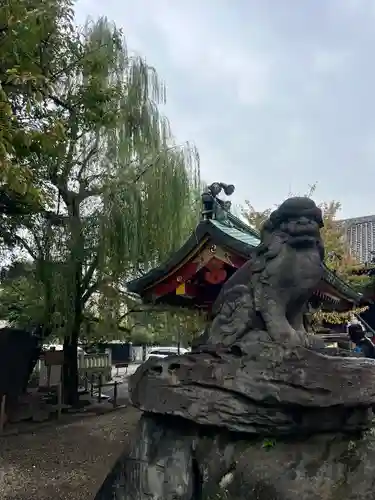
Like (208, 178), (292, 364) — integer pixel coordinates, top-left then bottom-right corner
(95, 339), (375, 499)
(95, 414), (375, 500)
(130, 338), (375, 436)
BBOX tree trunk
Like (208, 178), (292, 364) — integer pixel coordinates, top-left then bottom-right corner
(63, 194), (84, 406)
(62, 259), (83, 406)
(63, 263), (84, 406)
(63, 331), (79, 405)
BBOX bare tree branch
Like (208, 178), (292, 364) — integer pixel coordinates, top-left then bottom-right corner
(81, 254), (99, 292)
(77, 141), (99, 180)
(22, 220), (44, 258)
(62, 112), (79, 179)
(0, 230), (38, 260)
(78, 185), (103, 201)
(83, 315), (132, 335)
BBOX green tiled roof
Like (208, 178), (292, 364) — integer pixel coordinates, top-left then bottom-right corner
(127, 210), (363, 305)
(210, 220), (260, 248)
(211, 216), (362, 304)
(322, 264), (362, 302)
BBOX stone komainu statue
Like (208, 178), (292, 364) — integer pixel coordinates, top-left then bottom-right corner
(99, 197), (375, 500)
(204, 197), (325, 347)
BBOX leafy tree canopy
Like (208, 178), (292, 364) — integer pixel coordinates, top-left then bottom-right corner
(0, 0), (75, 206)
(241, 185), (371, 292)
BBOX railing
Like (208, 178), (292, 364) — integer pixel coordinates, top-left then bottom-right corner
(315, 332), (352, 352)
(34, 350), (112, 387)
(356, 313), (375, 337)
(80, 372), (120, 408)
(78, 353), (111, 371)
(318, 332), (349, 342)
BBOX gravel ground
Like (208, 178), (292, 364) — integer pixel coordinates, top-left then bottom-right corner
(0, 406), (140, 500)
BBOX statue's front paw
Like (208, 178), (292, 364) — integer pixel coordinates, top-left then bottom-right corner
(278, 329), (308, 348)
(294, 330), (311, 348)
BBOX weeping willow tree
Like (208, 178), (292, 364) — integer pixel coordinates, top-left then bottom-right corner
(0, 16), (200, 404)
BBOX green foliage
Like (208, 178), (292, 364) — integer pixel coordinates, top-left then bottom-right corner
(241, 201), (271, 231)
(0, 12), (201, 355)
(0, 0), (75, 203)
(0, 4), (202, 404)
(102, 143), (201, 276)
(345, 273), (373, 293)
(261, 438), (276, 450)
(79, 288), (207, 345)
(0, 259), (67, 335)
(0, 266), (43, 327)
(241, 185), (370, 293)
(241, 184), (316, 231)
(123, 307), (207, 346)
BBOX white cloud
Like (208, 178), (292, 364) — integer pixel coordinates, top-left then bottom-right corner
(327, 0), (366, 19)
(328, 0), (375, 24)
(136, 0), (273, 107)
(360, 132), (375, 164)
(210, 48), (271, 106)
(311, 49), (350, 74)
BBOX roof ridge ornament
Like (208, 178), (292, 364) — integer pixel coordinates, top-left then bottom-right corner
(201, 182), (235, 223)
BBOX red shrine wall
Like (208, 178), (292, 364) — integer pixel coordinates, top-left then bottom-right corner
(148, 243), (354, 311)
(151, 244), (245, 299)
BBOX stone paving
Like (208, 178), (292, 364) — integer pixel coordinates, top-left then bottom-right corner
(0, 406), (140, 500)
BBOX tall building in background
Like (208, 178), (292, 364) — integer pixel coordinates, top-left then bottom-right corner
(340, 215), (375, 263)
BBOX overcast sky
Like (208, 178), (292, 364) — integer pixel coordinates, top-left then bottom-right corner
(75, 0), (375, 219)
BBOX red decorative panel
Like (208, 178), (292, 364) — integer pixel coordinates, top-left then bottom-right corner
(152, 261), (199, 297)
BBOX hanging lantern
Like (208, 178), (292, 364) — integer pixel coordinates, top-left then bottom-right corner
(205, 258), (224, 271)
(204, 268), (227, 284)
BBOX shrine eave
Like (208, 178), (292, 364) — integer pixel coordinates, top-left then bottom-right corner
(127, 219), (257, 296)
(127, 217), (364, 307)
(322, 265), (363, 304)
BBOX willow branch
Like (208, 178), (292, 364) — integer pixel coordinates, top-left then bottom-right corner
(132, 146), (177, 184)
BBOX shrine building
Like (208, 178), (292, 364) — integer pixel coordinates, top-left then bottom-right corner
(127, 183), (363, 320)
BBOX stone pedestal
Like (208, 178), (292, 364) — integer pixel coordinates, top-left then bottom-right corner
(95, 414), (375, 500)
